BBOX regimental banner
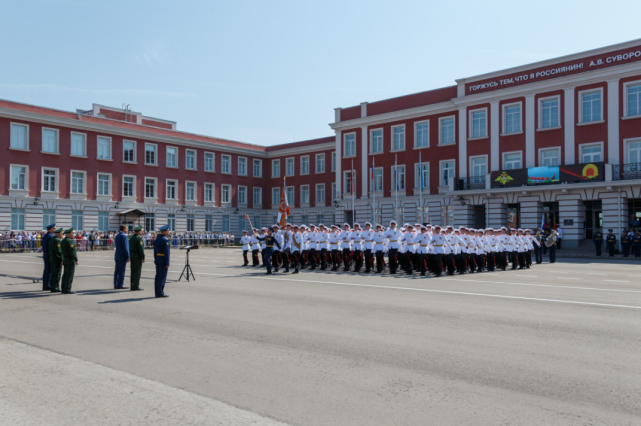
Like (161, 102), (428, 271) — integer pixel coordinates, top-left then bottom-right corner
(491, 162), (604, 188)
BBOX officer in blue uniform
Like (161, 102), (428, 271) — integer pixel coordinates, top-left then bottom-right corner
(256, 227), (281, 275)
(41, 223), (55, 290)
(593, 228), (603, 256)
(621, 231), (631, 257)
(633, 229), (641, 258)
(114, 225), (130, 289)
(153, 225), (171, 298)
(606, 229), (616, 257)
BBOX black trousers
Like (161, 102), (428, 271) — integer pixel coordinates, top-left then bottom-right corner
(526, 249), (532, 266)
(243, 250), (249, 265)
(310, 249), (317, 267)
(433, 253), (443, 276)
(320, 248), (328, 269)
(291, 251), (301, 270)
(622, 243), (630, 257)
(595, 243), (602, 256)
(634, 244), (641, 257)
(342, 248), (351, 269)
(548, 245), (557, 263)
(364, 249), (373, 271)
(375, 251), (384, 273)
(607, 244), (615, 257)
(353, 249), (362, 270)
(418, 253), (427, 274)
(388, 248), (398, 273)
(534, 245), (542, 263)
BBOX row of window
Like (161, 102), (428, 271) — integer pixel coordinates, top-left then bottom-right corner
(270, 152), (336, 178)
(270, 184), (331, 206)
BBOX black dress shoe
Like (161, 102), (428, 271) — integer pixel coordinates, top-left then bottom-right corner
(155, 294), (169, 298)
(51, 289), (61, 293)
(115, 286), (129, 290)
(131, 288), (144, 291)
(62, 291), (76, 294)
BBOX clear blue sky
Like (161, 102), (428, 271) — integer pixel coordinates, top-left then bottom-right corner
(2, 0), (640, 146)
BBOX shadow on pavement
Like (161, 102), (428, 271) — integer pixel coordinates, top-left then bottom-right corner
(76, 289), (136, 296)
(98, 297), (155, 304)
(0, 290), (53, 299)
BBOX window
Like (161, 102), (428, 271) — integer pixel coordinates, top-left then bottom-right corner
(272, 159), (281, 177)
(344, 170), (355, 194)
(42, 169), (57, 192)
(238, 186), (247, 204)
(145, 178), (156, 198)
(123, 176), (135, 197)
(580, 90), (602, 123)
(470, 109), (487, 138)
(205, 183), (214, 203)
(415, 163), (429, 189)
(186, 150), (196, 170)
(167, 147), (178, 167)
(370, 129), (383, 153)
(71, 133), (86, 156)
(373, 168), (383, 192)
(540, 97), (560, 129)
(186, 182), (196, 201)
(97, 136), (111, 160)
(71, 210), (83, 231)
(302, 215), (310, 225)
(470, 157), (487, 177)
(11, 124), (28, 149)
(238, 216), (245, 233)
(581, 144), (603, 163)
(222, 215), (230, 232)
(392, 125), (405, 151)
(503, 152), (522, 170)
(286, 187), (295, 205)
(186, 214), (195, 232)
(374, 208), (382, 226)
(71, 171), (85, 194)
(43, 209), (55, 229)
(344, 133), (356, 157)
(301, 185), (309, 204)
(628, 140), (641, 164)
(627, 83), (641, 117)
(98, 211), (109, 231)
(166, 180), (177, 200)
(272, 187), (280, 205)
(392, 165), (406, 191)
(315, 154), (325, 173)
(205, 215), (213, 232)
(331, 151), (336, 171)
(168, 214), (176, 232)
(439, 117), (455, 145)
(440, 161), (455, 187)
(316, 184), (325, 204)
(11, 165), (27, 190)
(253, 159), (262, 177)
(11, 208), (25, 230)
(238, 157), (247, 176)
(145, 213), (155, 233)
(123, 140), (136, 162)
(97, 174), (110, 195)
(205, 152), (214, 172)
(145, 144), (157, 165)
(253, 216), (261, 229)
(253, 187), (262, 205)
(540, 148), (560, 166)
(286, 158), (295, 176)
(222, 184), (231, 204)
(221, 155), (231, 174)
(415, 121), (429, 148)
(42, 128), (58, 153)
(301, 156), (310, 174)
(503, 104), (521, 134)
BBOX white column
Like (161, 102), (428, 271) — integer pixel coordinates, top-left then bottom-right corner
(458, 107), (467, 178)
(360, 102), (368, 118)
(525, 94), (535, 167)
(361, 126), (368, 198)
(490, 101), (499, 171)
(564, 88), (575, 165)
(334, 108), (341, 123)
(335, 130), (341, 201)
(607, 79), (620, 164)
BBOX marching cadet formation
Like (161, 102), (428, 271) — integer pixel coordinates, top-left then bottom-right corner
(243, 221), (551, 277)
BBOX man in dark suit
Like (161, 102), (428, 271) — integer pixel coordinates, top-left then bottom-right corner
(593, 228), (603, 256)
(41, 223), (55, 291)
(153, 225), (171, 298)
(114, 225), (130, 289)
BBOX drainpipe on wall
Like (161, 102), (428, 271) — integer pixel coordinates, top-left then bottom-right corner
(618, 187), (622, 252)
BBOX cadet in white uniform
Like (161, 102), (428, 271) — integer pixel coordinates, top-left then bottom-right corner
(383, 221), (403, 274)
(240, 230), (252, 266)
(361, 222), (375, 273)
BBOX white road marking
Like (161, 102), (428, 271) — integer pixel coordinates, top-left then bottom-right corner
(587, 273), (607, 275)
(517, 275), (536, 277)
(605, 280), (630, 283)
(558, 277), (579, 280)
(549, 271), (568, 273)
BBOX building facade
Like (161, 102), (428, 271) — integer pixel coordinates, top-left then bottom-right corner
(3, 39), (641, 248)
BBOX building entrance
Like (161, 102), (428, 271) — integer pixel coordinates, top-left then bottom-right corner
(583, 201), (602, 239)
(473, 205), (485, 229)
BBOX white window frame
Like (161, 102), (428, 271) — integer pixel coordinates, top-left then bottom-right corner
(331, 151), (336, 172)
(253, 159), (262, 177)
(414, 162), (429, 189)
(221, 154), (231, 174)
(272, 187), (280, 206)
(185, 181), (197, 202)
(238, 185), (247, 205)
(372, 167), (383, 193)
(237, 156), (247, 176)
(286, 186), (295, 205)
(538, 147), (562, 167)
(578, 87), (604, 125)
(97, 173), (112, 196)
(537, 95), (562, 130)
(502, 102), (523, 135)
(578, 142), (604, 163)
(70, 132), (87, 157)
(41, 127), (59, 154)
(166, 179), (178, 200)
(70, 170), (87, 195)
(41, 167), (59, 193)
(272, 159), (280, 178)
(315, 153), (325, 173)
(285, 157), (295, 177)
(469, 155), (488, 178)
(144, 177), (158, 199)
(343, 132), (356, 157)
(369, 128), (384, 154)
(122, 175), (136, 198)
(414, 120), (430, 149)
(391, 124), (406, 151)
(144, 143), (158, 166)
(166, 146), (178, 168)
(502, 151), (523, 170)
(97, 136), (112, 160)
(315, 183), (325, 204)
(390, 165), (406, 191)
(301, 155), (310, 175)
(301, 185), (310, 204)
(185, 149), (197, 170)
(253, 187), (262, 206)
(469, 108), (488, 139)
(439, 159), (456, 187)
(204, 152), (215, 172)
(624, 80), (641, 118)
(624, 138), (641, 164)
(438, 116), (456, 145)
(204, 183), (215, 203)
(221, 184), (232, 204)
(10, 164), (28, 191)
(10, 123), (29, 151)
(123, 140), (137, 163)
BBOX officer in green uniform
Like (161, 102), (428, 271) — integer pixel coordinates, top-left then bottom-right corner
(606, 229), (617, 257)
(48, 228), (64, 292)
(61, 228), (78, 294)
(633, 229), (641, 258)
(593, 228), (603, 256)
(621, 232), (631, 257)
(129, 225), (145, 291)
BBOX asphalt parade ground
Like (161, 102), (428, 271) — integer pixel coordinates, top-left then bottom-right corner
(1, 249), (640, 426)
